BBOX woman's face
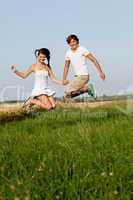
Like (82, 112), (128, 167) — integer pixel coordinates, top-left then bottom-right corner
(38, 53), (46, 63)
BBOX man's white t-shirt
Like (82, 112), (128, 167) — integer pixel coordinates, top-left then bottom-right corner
(65, 46), (90, 76)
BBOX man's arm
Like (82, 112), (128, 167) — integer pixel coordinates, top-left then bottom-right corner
(62, 60), (70, 84)
(86, 53), (105, 80)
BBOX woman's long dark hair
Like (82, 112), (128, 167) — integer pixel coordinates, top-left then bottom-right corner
(35, 48), (51, 67)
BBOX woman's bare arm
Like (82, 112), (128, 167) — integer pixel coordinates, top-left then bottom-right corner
(48, 66), (66, 85)
(11, 64), (34, 79)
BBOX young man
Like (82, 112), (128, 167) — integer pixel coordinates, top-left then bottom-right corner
(62, 34), (105, 99)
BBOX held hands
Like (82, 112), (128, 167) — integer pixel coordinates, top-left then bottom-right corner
(53, 79), (69, 85)
(62, 79), (69, 85)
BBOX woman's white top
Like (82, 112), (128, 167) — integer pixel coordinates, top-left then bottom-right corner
(31, 70), (55, 97)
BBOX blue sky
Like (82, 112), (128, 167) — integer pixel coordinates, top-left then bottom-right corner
(0, 0), (133, 100)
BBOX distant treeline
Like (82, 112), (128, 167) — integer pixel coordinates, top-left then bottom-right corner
(0, 94), (133, 104)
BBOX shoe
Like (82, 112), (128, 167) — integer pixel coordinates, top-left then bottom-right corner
(88, 83), (97, 99)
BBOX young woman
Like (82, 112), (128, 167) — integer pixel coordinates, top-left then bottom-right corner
(11, 48), (64, 111)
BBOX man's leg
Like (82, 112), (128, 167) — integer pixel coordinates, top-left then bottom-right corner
(65, 76), (89, 98)
(71, 84), (88, 97)
(65, 82), (96, 99)
(65, 84), (88, 98)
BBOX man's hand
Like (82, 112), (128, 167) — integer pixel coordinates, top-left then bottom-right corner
(62, 80), (69, 85)
(99, 72), (105, 81)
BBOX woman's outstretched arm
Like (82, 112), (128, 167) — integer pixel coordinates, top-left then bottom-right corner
(11, 64), (34, 79)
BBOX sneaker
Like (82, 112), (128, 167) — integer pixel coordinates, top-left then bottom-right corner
(88, 83), (97, 99)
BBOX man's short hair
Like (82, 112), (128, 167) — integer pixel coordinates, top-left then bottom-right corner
(66, 34), (79, 44)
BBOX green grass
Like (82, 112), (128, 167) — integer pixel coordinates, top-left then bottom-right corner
(0, 106), (133, 200)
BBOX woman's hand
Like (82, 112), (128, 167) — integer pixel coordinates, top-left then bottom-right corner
(11, 64), (17, 73)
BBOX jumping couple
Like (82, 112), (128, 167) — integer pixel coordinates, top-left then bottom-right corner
(11, 34), (105, 111)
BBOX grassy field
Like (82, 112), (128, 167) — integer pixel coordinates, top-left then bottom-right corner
(0, 102), (133, 200)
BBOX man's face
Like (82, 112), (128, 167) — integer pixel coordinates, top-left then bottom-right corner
(69, 39), (79, 50)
